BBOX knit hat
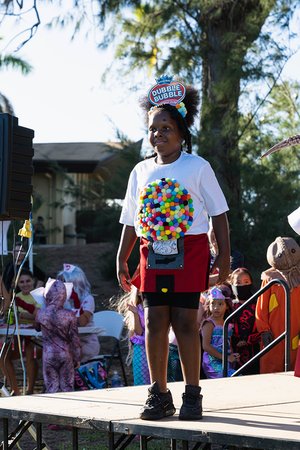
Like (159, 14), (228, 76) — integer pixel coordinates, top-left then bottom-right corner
(266, 237), (300, 289)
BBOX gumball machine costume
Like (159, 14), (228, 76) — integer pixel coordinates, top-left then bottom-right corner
(117, 75), (230, 421)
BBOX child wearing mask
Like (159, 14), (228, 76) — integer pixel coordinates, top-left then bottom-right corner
(230, 268), (261, 375)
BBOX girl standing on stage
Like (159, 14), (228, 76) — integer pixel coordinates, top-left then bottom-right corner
(57, 264), (100, 363)
(116, 75), (230, 420)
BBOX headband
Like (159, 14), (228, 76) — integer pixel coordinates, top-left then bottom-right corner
(208, 287), (225, 301)
(63, 263), (76, 273)
(148, 75), (187, 118)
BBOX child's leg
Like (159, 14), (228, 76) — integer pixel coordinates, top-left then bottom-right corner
(25, 342), (39, 394)
(43, 353), (61, 394)
(171, 307), (200, 386)
(144, 305), (170, 392)
(132, 344), (150, 385)
(0, 344), (20, 395)
(59, 356), (75, 392)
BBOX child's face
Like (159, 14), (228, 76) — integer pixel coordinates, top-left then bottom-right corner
(209, 299), (227, 318)
(233, 272), (252, 286)
(18, 274), (34, 295)
(148, 110), (183, 163)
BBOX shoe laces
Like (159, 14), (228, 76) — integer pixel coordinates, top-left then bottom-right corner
(145, 392), (162, 407)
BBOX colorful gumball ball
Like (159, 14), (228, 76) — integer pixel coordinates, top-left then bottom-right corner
(138, 178), (194, 241)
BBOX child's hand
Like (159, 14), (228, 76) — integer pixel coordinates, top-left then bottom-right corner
(127, 302), (138, 314)
(236, 340), (247, 348)
(19, 312), (35, 323)
(228, 353), (240, 363)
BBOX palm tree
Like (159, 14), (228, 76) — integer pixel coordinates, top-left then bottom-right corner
(0, 50), (32, 113)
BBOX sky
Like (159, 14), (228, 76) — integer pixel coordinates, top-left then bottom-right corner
(0, 2), (149, 144)
(0, 2), (300, 145)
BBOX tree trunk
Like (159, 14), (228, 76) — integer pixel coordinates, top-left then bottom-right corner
(198, 0), (276, 246)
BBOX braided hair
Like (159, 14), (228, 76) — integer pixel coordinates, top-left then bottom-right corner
(140, 84), (200, 155)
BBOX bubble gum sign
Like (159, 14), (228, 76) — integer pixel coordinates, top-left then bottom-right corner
(148, 81), (186, 106)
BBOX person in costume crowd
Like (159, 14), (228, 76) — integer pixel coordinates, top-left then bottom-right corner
(117, 285), (150, 386)
(0, 269), (42, 395)
(57, 264), (100, 363)
(116, 75), (230, 421)
(35, 280), (81, 395)
(2, 241), (46, 293)
(201, 286), (238, 378)
(256, 237), (300, 373)
(230, 268), (260, 375)
(35, 279), (81, 431)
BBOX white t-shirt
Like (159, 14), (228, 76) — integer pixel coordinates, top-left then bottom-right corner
(120, 152), (229, 236)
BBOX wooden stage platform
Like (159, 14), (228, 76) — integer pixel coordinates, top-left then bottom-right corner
(1, 371), (300, 449)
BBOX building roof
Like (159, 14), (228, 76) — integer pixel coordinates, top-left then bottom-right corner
(33, 142), (126, 173)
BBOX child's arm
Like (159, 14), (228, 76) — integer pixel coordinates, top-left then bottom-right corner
(127, 303), (143, 335)
(116, 225), (138, 292)
(229, 335), (240, 363)
(0, 277), (10, 313)
(69, 316), (82, 364)
(77, 310), (92, 327)
(255, 280), (274, 346)
(197, 302), (205, 330)
(15, 297), (37, 317)
(202, 321), (239, 363)
(211, 213), (230, 283)
(202, 321), (222, 359)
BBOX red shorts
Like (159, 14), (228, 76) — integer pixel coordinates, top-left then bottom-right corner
(136, 234), (210, 293)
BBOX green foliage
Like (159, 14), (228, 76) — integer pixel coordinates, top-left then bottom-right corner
(97, 238), (140, 281)
(0, 38), (33, 113)
(76, 203), (122, 243)
(104, 140), (143, 199)
(0, 54), (32, 74)
(3, 0), (299, 283)
(237, 80), (300, 276)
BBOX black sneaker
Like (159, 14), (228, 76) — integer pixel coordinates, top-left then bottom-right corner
(140, 382), (176, 420)
(178, 385), (203, 420)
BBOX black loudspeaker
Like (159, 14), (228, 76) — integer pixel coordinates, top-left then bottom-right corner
(0, 113), (34, 220)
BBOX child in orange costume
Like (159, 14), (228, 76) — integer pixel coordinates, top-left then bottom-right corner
(255, 237), (300, 374)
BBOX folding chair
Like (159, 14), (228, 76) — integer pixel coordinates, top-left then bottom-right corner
(87, 310), (128, 386)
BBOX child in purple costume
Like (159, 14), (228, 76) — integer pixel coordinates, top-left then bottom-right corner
(201, 287), (239, 378)
(35, 280), (81, 393)
(117, 286), (150, 385)
(130, 302), (151, 385)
